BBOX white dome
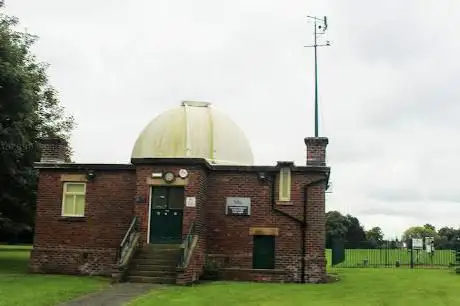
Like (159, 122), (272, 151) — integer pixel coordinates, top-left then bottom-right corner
(131, 101), (254, 165)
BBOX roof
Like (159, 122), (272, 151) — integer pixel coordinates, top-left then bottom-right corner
(131, 101), (254, 165)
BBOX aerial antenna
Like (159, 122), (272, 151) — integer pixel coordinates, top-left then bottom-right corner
(305, 16), (331, 137)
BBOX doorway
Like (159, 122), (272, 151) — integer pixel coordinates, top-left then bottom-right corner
(149, 186), (184, 244)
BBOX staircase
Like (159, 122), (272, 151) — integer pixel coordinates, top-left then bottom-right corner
(126, 244), (181, 284)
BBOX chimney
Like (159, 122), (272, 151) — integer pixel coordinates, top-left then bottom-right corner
(304, 137), (328, 166)
(39, 138), (68, 163)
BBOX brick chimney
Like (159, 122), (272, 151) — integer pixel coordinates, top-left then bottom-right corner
(39, 138), (68, 163)
(304, 137), (329, 166)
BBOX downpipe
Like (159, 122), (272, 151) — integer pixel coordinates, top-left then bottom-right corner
(268, 173), (327, 283)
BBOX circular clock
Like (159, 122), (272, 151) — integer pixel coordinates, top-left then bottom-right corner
(163, 171), (176, 183)
(178, 168), (189, 179)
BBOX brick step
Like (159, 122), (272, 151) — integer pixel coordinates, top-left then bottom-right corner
(133, 264), (177, 272)
(142, 244), (181, 251)
(128, 270), (176, 277)
(136, 251), (181, 258)
(134, 255), (180, 265)
(132, 258), (178, 265)
(138, 250), (182, 257)
(127, 276), (176, 284)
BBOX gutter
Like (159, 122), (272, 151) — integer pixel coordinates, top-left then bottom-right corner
(269, 173), (327, 283)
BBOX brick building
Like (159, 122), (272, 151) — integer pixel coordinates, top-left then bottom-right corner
(29, 101), (330, 284)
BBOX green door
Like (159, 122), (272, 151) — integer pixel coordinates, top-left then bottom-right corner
(149, 187), (184, 244)
(252, 235), (275, 269)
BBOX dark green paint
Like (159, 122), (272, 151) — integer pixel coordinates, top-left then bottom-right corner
(252, 235), (275, 269)
(149, 187), (184, 244)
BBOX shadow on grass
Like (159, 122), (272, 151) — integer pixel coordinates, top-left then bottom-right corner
(0, 247), (31, 274)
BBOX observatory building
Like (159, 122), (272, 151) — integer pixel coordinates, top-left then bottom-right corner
(30, 101), (330, 284)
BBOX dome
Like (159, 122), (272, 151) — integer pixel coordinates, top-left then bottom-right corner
(131, 101), (254, 165)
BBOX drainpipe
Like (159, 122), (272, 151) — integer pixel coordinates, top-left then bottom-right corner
(269, 173), (327, 284)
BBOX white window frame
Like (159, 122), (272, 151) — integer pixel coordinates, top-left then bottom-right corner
(61, 182), (86, 217)
(278, 167), (291, 202)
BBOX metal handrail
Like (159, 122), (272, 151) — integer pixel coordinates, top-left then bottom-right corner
(178, 221), (197, 269)
(118, 216), (139, 264)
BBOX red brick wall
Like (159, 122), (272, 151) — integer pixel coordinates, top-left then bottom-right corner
(29, 169), (136, 276)
(205, 170), (327, 283)
(30, 162), (327, 283)
(133, 165), (208, 243)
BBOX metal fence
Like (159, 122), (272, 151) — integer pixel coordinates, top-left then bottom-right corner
(327, 240), (458, 269)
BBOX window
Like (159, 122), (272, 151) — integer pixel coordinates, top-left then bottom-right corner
(278, 167), (291, 201)
(62, 182), (86, 217)
(252, 235), (275, 269)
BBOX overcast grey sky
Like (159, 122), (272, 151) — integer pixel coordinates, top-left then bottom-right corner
(6, 0), (460, 238)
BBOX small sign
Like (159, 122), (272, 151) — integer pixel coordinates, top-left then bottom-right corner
(226, 197), (251, 216)
(412, 238), (423, 250)
(186, 197), (196, 207)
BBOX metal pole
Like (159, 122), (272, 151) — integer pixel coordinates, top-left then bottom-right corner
(314, 19), (319, 137)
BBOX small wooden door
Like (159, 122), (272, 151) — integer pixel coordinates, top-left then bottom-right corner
(149, 187), (184, 244)
(252, 235), (275, 269)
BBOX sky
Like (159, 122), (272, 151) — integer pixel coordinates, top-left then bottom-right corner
(4, 0), (460, 238)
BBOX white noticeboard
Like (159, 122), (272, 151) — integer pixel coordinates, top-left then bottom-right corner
(412, 238), (423, 250)
(185, 197), (196, 207)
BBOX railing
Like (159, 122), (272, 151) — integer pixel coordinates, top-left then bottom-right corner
(117, 216), (139, 265)
(178, 221), (197, 269)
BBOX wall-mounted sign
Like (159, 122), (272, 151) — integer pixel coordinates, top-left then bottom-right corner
(226, 197), (251, 216)
(151, 172), (163, 178)
(186, 197), (196, 207)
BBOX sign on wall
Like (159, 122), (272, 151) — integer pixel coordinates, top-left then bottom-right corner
(186, 197), (196, 207)
(226, 197), (251, 216)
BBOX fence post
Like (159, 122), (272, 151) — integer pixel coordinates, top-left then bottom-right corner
(410, 240), (414, 269)
(456, 237), (460, 274)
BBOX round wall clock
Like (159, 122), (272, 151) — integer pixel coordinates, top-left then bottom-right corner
(178, 168), (189, 179)
(163, 171), (176, 183)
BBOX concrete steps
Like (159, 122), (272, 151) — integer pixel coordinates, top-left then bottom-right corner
(127, 244), (182, 284)
(126, 276), (177, 284)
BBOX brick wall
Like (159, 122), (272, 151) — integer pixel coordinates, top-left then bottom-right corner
(31, 161), (328, 283)
(305, 137), (328, 166)
(205, 170), (327, 283)
(39, 138), (68, 163)
(29, 169), (136, 276)
(133, 165), (208, 246)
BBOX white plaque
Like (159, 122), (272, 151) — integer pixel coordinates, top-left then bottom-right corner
(412, 238), (423, 249)
(186, 197), (196, 207)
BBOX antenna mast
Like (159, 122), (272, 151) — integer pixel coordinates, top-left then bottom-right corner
(305, 16), (330, 137)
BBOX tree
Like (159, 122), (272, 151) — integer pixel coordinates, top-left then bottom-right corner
(344, 214), (367, 247)
(325, 211), (368, 248)
(402, 225), (438, 242)
(0, 3), (74, 241)
(437, 227), (460, 249)
(366, 227), (384, 248)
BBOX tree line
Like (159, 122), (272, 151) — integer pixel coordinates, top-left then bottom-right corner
(326, 210), (460, 250)
(0, 2), (74, 243)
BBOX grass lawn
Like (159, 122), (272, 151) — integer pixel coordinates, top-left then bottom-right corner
(130, 268), (460, 306)
(325, 248), (455, 268)
(0, 245), (108, 306)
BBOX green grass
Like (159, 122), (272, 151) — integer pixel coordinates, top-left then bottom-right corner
(325, 248), (455, 268)
(130, 269), (460, 306)
(0, 244), (108, 306)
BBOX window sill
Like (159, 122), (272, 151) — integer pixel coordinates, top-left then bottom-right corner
(276, 201), (293, 206)
(58, 216), (88, 222)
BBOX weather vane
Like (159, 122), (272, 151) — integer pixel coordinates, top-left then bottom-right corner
(305, 16), (330, 137)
